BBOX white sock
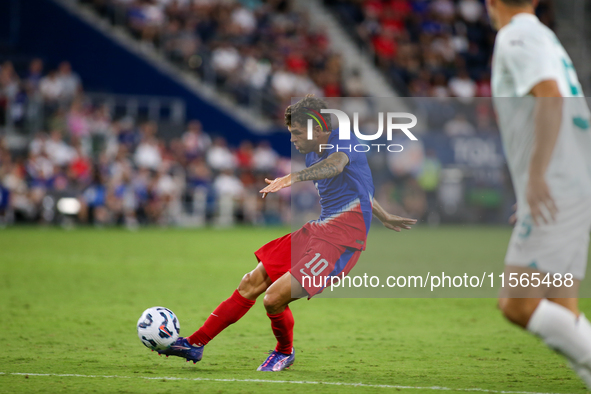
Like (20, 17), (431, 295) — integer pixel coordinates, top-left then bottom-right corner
(527, 300), (591, 387)
(578, 314), (591, 340)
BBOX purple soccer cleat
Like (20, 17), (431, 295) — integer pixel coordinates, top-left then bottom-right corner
(257, 348), (295, 371)
(157, 337), (204, 364)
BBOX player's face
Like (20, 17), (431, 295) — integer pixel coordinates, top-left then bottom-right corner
(289, 122), (317, 154)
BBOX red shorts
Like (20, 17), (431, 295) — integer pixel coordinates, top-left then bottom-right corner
(254, 221), (365, 297)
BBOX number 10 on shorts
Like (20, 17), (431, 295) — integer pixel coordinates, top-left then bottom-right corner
(300, 253), (329, 277)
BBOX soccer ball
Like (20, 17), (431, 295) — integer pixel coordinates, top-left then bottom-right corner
(137, 307), (180, 351)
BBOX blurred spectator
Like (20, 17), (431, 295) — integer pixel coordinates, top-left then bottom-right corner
(39, 70), (64, 104)
(182, 120), (211, 159)
(116, 117), (140, 153)
(46, 130), (75, 167)
(57, 62), (82, 102)
(236, 140), (254, 169)
(135, 135), (162, 170)
(444, 113), (475, 136)
(25, 59), (44, 93)
(207, 137), (236, 171)
(107, 170), (139, 229)
(271, 66), (299, 100)
(66, 99), (91, 153)
(162, 19), (200, 65)
(128, 0), (166, 44)
(387, 137), (425, 180)
(417, 149), (442, 222)
(431, 73), (450, 97)
(252, 141), (279, 173)
(212, 43), (242, 78)
(48, 108), (68, 134)
(401, 178), (428, 219)
(458, 0), (484, 23)
(89, 104), (111, 135)
(153, 166), (182, 224)
(449, 69), (477, 100)
(345, 69), (365, 96)
(213, 168), (244, 226)
(232, 6), (257, 33)
(3, 162), (34, 221)
(187, 157), (212, 190)
(241, 54), (272, 90)
(373, 28), (398, 64)
(79, 168), (109, 225)
(0, 62), (20, 101)
(29, 132), (48, 156)
(70, 144), (92, 184)
(213, 168), (244, 200)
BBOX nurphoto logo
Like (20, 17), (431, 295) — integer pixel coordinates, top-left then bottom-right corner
(306, 109), (418, 153)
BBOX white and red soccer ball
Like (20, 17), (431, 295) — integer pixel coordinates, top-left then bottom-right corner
(137, 307), (180, 351)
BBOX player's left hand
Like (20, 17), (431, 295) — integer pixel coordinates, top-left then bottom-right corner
(260, 174), (292, 198)
(526, 175), (557, 226)
(509, 203), (517, 225)
(381, 214), (417, 232)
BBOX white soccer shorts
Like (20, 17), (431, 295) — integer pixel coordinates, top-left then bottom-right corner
(505, 197), (591, 280)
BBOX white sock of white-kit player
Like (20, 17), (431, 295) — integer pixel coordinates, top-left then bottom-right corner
(527, 299), (591, 388)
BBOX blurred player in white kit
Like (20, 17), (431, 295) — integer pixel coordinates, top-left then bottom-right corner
(487, 0), (591, 386)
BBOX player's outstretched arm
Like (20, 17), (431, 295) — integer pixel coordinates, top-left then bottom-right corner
(372, 198), (417, 232)
(260, 152), (349, 198)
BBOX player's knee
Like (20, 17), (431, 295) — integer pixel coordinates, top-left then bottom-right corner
(239, 272), (252, 287)
(263, 292), (283, 314)
(500, 298), (538, 328)
(238, 272), (258, 299)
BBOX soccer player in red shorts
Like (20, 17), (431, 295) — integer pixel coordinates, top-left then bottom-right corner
(159, 95), (417, 371)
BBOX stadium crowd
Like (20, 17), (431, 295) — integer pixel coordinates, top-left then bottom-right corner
(0, 56), (511, 228)
(83, 0), (556, 126)
(0, 59), (291, 228)
(86, 0), (364, 123)
(326, 0), (555, 97)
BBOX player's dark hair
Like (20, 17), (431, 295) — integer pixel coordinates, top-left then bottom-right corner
(284, 94), (332, 132)
(499, 0), (533, 6)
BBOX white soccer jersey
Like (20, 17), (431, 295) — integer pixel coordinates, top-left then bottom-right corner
(491, 13), (591, 213)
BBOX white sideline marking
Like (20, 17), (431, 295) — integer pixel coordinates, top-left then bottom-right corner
(0, 372), (566, 394)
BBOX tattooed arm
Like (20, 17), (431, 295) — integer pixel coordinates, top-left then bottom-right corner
(293, 152), (349, 182)
(259, 152), (349, 198)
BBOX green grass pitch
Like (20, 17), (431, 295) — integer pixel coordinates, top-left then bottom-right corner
(0, 226), (589, 393)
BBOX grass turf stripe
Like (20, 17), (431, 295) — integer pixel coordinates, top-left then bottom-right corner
(0, 372), (564, 394)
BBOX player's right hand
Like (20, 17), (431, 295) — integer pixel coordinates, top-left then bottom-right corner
(526, 176), (557, 226)
(260, 174), (292, 198)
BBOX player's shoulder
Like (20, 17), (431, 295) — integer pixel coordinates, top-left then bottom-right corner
(496, 15), (550, 49)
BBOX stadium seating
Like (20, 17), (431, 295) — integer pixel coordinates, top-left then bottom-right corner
(324, 0), (555, 97)
(0, 59), (288, 227)
(83, 0), (360, 124)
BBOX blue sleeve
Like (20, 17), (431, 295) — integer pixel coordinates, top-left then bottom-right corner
(326, 140), (354, 167)
(339, 150), (353, 167)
